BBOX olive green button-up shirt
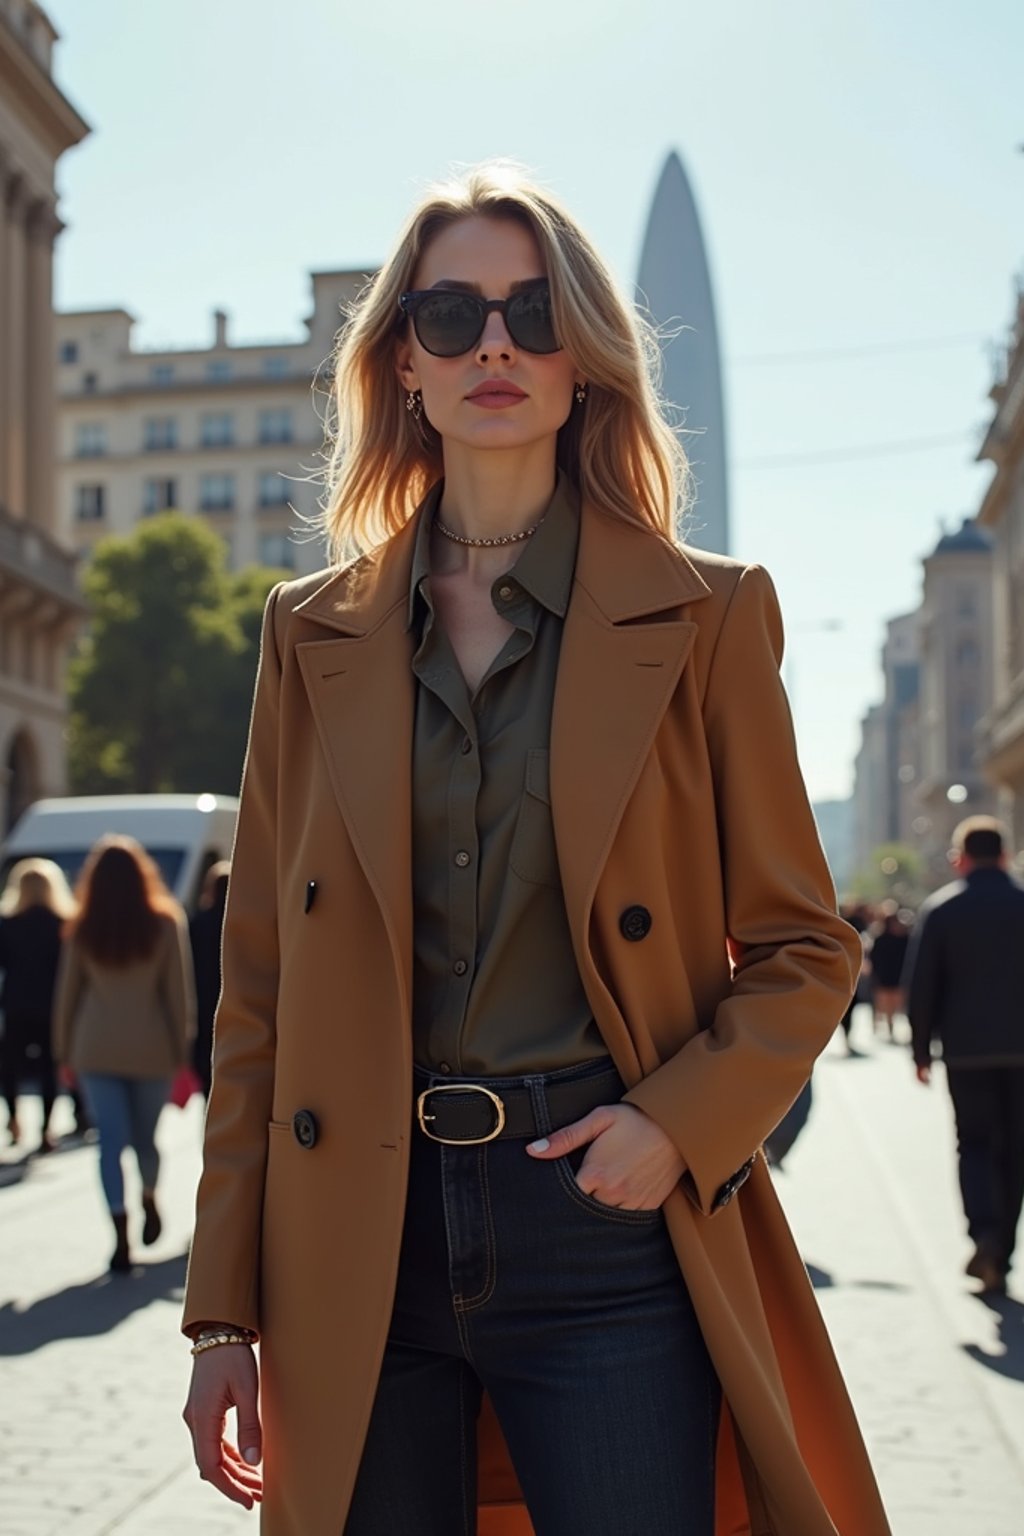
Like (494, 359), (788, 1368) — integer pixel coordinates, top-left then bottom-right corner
(408, 473), (607, 1077)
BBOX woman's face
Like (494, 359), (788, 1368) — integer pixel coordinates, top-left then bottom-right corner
(396, 215), (583, 457)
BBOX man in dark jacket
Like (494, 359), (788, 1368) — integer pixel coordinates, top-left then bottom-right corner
(905, 817), (1024, 1294)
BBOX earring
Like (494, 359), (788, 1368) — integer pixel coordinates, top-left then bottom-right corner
(406, 389), (423, 421)
(574, 382), (588, 405)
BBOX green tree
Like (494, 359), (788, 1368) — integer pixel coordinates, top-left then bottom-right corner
(68, 514), (289, 795)
(852, 842), (928, 907)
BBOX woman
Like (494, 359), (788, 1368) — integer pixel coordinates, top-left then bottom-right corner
(0, 858), (76, 1151)
(183, 163), (890, 1534)
(866, 903), (911, 1041)
(53, 836), (194, 1272)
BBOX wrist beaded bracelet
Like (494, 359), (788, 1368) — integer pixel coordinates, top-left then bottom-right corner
(190, 1330), (253, 1357)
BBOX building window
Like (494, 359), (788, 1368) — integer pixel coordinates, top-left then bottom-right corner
(201, 412), (234, 448)
(144, 416), (178, 451)
(75, 485), (106, 521)
(83, 372), (99, 393)
(200, 473), (236, 511)
(259, 532), (295, 569)
(150, 363), (175, 385)
(207, 360), (232, 381)
(258, 472), (290, 506)
(258, 408), (293, 445)
(143, 477), (177, 515)
(74, 422), (107, 457)
(262, 355), (290, 378)
(59, 340), (79, 364)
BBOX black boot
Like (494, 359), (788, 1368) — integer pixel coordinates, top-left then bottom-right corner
(141, 1191), (162, 1246)
(110, 1211), (131, 1273)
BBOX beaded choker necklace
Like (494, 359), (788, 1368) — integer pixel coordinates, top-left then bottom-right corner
(434, 518), (539, 549)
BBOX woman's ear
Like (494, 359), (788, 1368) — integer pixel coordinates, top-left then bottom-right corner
(395, 340), (419, 395)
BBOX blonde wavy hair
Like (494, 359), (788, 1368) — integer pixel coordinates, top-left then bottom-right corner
(0, 857), (77, 919)
(318, 161), (691, 558)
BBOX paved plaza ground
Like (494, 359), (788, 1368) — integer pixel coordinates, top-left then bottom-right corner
(2, 1009), (1022, 1534)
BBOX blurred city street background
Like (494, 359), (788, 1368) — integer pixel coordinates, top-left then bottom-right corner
(3, 0), (1024, 1529)
(3, 1016), (1023, 1536)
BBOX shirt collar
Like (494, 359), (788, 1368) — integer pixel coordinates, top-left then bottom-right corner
(407, 471), (579, 629)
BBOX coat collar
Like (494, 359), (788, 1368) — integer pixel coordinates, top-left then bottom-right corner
(293, 492), (712, 637)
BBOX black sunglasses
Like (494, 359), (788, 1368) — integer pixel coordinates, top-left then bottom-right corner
(398, 281), (561, 357)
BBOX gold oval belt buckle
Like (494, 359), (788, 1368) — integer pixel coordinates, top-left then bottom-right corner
(416, 1083), (506, 1145)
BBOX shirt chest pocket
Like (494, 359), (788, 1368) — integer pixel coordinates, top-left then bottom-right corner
(509, 748), (562, 890)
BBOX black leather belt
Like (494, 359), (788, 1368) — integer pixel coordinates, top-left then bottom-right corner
(414, 1066), (622, 1145)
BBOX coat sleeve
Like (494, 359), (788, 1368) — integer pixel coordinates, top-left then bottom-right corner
(623, 564), (860, 1215)
(51, 937), (85, 1067)
(182, 585), (283, 1337)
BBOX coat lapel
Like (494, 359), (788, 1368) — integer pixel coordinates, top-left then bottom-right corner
(552, 508), (711, 1053)
(293, 522), (419, 1016)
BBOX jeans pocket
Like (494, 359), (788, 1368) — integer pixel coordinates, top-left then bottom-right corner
(554, 1148), (663, 1226)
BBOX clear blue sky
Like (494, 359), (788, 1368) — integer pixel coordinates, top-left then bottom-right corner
(44, 0), (1024, 803)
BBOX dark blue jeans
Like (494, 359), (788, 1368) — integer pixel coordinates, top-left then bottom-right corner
(345, 1058), (720, 1536)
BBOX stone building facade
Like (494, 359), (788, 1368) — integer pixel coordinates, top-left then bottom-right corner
(978, 283), (1024, 847)
(0, 0), (88, 830)
(57, 271), (368, 576)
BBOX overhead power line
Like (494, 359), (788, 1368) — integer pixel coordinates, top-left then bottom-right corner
(736, 430), (974, 470)
(729, 333), (987, 367)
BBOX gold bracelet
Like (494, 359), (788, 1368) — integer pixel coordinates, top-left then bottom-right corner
(190, 1331), (253, 1357)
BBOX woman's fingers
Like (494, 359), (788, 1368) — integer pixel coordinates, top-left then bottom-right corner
(184, 1346), (264, 1505)
(526, 1106), (614, 1158)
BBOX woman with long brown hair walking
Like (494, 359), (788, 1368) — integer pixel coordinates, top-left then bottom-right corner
(53, 835), (194, 1272)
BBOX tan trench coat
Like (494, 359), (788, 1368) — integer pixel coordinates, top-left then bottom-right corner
(183, 498), (891, 1535)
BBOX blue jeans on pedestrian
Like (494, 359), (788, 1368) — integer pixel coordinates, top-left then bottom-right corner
(79, 1073), (170, 1213)
(345, 1057), (720, 1536)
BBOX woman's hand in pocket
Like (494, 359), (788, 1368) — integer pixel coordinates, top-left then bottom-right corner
(527, 1102), (685, 1211)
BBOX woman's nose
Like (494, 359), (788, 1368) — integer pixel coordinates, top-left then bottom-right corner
(475, 309), (515, 363)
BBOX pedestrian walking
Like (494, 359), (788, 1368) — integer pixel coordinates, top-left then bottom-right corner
(0, 858), (76, 1151)
(52, 835), (195, 1273)
(182, 162), (890, 1535)
(188, 860), (230, 1099)
(866, 902), (911, 1041)
(905, 816), (1024, 1294)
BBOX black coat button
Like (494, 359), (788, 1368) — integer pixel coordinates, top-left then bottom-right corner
(619, 905), (652, 942)
(292, 1110), (319, 1149)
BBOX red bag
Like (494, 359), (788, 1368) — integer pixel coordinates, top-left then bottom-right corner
(169, 1066), (202, 1108)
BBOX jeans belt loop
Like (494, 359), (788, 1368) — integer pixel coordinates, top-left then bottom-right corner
(416, 1083), (507, 1145)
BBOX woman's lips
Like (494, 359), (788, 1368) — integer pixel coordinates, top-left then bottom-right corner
(466, 382), (527, 410)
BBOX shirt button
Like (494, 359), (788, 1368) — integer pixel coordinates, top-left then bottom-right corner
(454, 850), (471, 868)
(497, 584), (514, 600)
(453, 959), (468, 976)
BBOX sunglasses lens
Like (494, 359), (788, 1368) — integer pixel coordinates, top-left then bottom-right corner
(507, 285), (559, 353)
(412, 292), (482, 356)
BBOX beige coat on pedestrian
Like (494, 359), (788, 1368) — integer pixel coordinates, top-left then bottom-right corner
(183, 499), (892, 1535)
(54, 911), (194, 1078)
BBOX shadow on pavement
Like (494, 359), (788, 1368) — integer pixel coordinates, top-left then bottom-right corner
(0, 1250), (188, 1355)
(963, 1294), (1024, 1382)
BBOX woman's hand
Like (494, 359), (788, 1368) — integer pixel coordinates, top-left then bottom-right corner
(183, 1344), (263, 1508)
(526, 1102), (685, 1210)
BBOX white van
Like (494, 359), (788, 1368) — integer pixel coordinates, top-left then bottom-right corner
(1, 794), (239, 914)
